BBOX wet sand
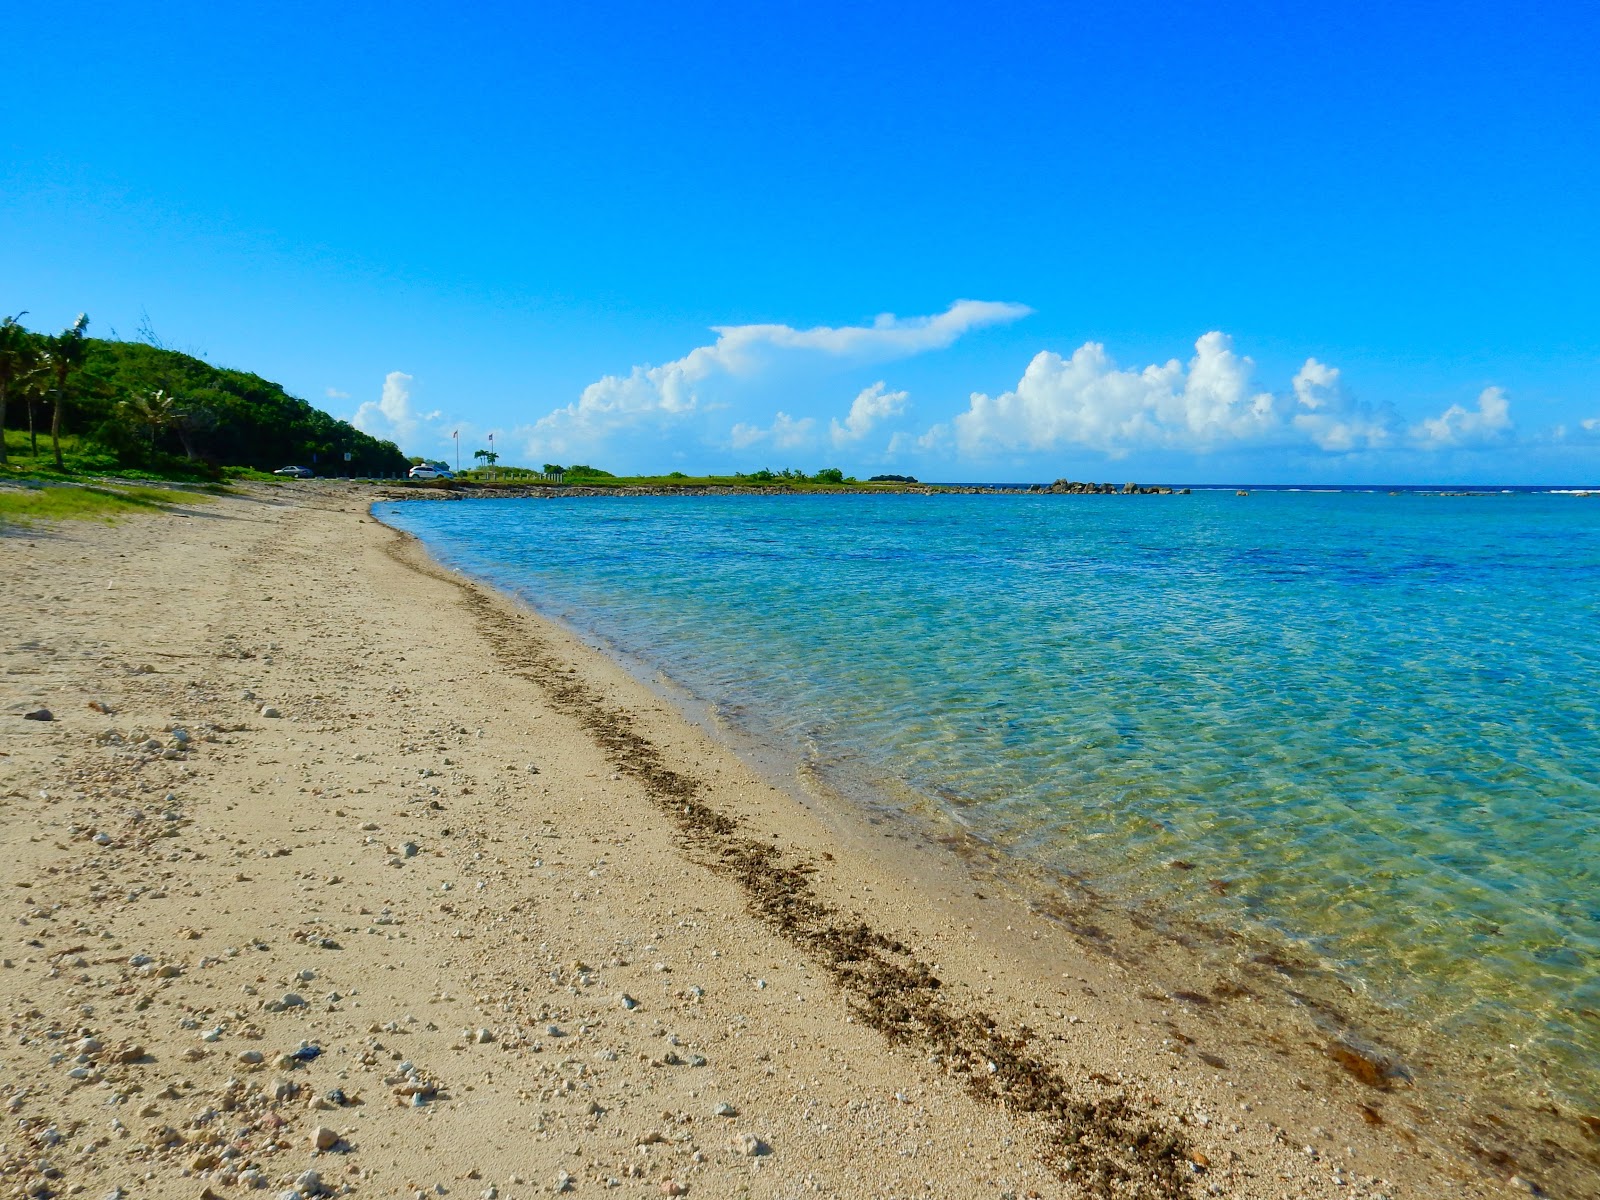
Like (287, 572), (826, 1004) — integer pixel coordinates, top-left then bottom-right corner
(0, 481), (1572, 1198)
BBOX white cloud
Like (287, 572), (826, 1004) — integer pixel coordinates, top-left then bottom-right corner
(1581, 417), (1600, 433)
(1292, 358), (1339, 410)
(729, 412), (817, 451)
(949, 332), (1278, 458)
(1412, 386), (1512, 448)
(326, 387), (350, 400)
(831, 381), (910, 447)
(1289, 358), (1393, 452)
(517, 300), (1029, 457)
(350, 371), (444, 449)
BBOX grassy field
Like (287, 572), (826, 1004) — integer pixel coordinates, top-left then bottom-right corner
(0, 481), (217, 528)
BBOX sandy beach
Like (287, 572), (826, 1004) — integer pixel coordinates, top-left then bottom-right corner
(0, 482), (1572, 1199)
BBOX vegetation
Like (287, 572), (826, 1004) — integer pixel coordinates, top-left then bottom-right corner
(439, 464), (934, 491)
(0, 480), (211, 527)
(0, 312), (409, 481)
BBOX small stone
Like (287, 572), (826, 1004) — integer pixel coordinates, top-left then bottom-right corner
(555, 1172), (574, 1193)
(660, 1183), (688, 1197)
(402, 841), (419, 858)
(617, 993), (638, 1010)
(474, 1027), (495, 1044)
(260, 706), (280, 719)
(731, 1133), (766, 1157)
(1508, 1177), (1541, 1195)
(238, 1050), (264, 1064)
(23, 708), (54, 721)
(712, 1102), (737, 1117)
(113, 1043), (145, 1064)
(294, 1169), (322, 1194)
(312, 1125), (339, 1151)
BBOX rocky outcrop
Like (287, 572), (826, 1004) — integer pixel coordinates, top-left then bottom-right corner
(1025, 479), (1177, 495)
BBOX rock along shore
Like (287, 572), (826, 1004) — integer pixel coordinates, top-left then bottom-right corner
(376, 480), (1190, 501)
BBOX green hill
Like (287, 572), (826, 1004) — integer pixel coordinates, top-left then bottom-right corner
(0, 318), (408, 479)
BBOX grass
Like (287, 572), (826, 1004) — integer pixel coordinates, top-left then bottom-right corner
(0, 481), (210, 528)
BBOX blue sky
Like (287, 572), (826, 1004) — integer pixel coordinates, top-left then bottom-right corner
(3, 0), (1597, 482)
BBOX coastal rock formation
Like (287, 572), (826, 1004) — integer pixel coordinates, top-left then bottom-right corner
(1026, 479), (1177, 495)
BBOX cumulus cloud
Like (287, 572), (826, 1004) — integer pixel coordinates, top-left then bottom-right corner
(1580, 417), (1599, 433)
(948, 332), (1278, 458)
(1412, 386), (1513, 448)
(325, 387), (350, 400)
(831, 382), (910, 447)
(517, 300), (1028, 457)
(729, 412), (817, 451)
(349, 371), (447, 450)
(1289, 359), (1394, 452)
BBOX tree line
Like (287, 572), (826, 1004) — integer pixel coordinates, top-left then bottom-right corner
(0, 312), (409, 476)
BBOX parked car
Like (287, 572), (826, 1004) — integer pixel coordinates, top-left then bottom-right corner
(273, 465), (315, 478)
(408, 465), (454, 480)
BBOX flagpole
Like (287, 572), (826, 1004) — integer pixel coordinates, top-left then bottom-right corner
(453, 430), (459, 473)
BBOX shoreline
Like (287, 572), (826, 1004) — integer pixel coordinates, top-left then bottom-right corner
(0, 481), (1584, 1199)
(377, 490), (1600, 1194)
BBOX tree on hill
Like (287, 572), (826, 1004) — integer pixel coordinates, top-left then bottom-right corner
(43, 314), (90, 470)
(118, 388), (178, 450)
(0, 313), (40, 466)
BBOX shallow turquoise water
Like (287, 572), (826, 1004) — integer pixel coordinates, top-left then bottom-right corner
(379, 491), (1600, 1103)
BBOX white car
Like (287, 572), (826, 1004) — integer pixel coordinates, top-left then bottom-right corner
(408, 465), (453, 480)
(273, 465), (315, 478)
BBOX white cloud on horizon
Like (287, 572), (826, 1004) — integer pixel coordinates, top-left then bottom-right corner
(831, 381), (910, 447)
(326, 386), (350, 400)
(515, 300), (1029, 459)
(1411, 386), (1512, 448)
(729, 411), (817, 451)
(907, 334), (1524, 464)
(944, 332), (1280, 458)
(1289, 358), (1394, 452)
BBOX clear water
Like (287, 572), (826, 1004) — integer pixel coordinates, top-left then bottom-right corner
(378, 491), (1600, 1105)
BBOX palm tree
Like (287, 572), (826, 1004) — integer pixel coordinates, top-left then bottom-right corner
(43, 314), (89, 470)
(0, 312), (38, 466)
(119, 387), (178, 452)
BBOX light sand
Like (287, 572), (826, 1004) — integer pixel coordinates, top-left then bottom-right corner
(0, 482), (1566, 1199)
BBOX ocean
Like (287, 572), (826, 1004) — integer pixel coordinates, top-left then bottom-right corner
(377, 489), (1600, 1111)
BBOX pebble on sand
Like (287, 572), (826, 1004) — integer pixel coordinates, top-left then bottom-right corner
(23, 708), (53, 721)
(312, 1125), (340, 1151)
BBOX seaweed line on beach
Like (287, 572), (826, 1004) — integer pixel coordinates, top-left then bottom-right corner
(392, 543), (1200, 1199)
